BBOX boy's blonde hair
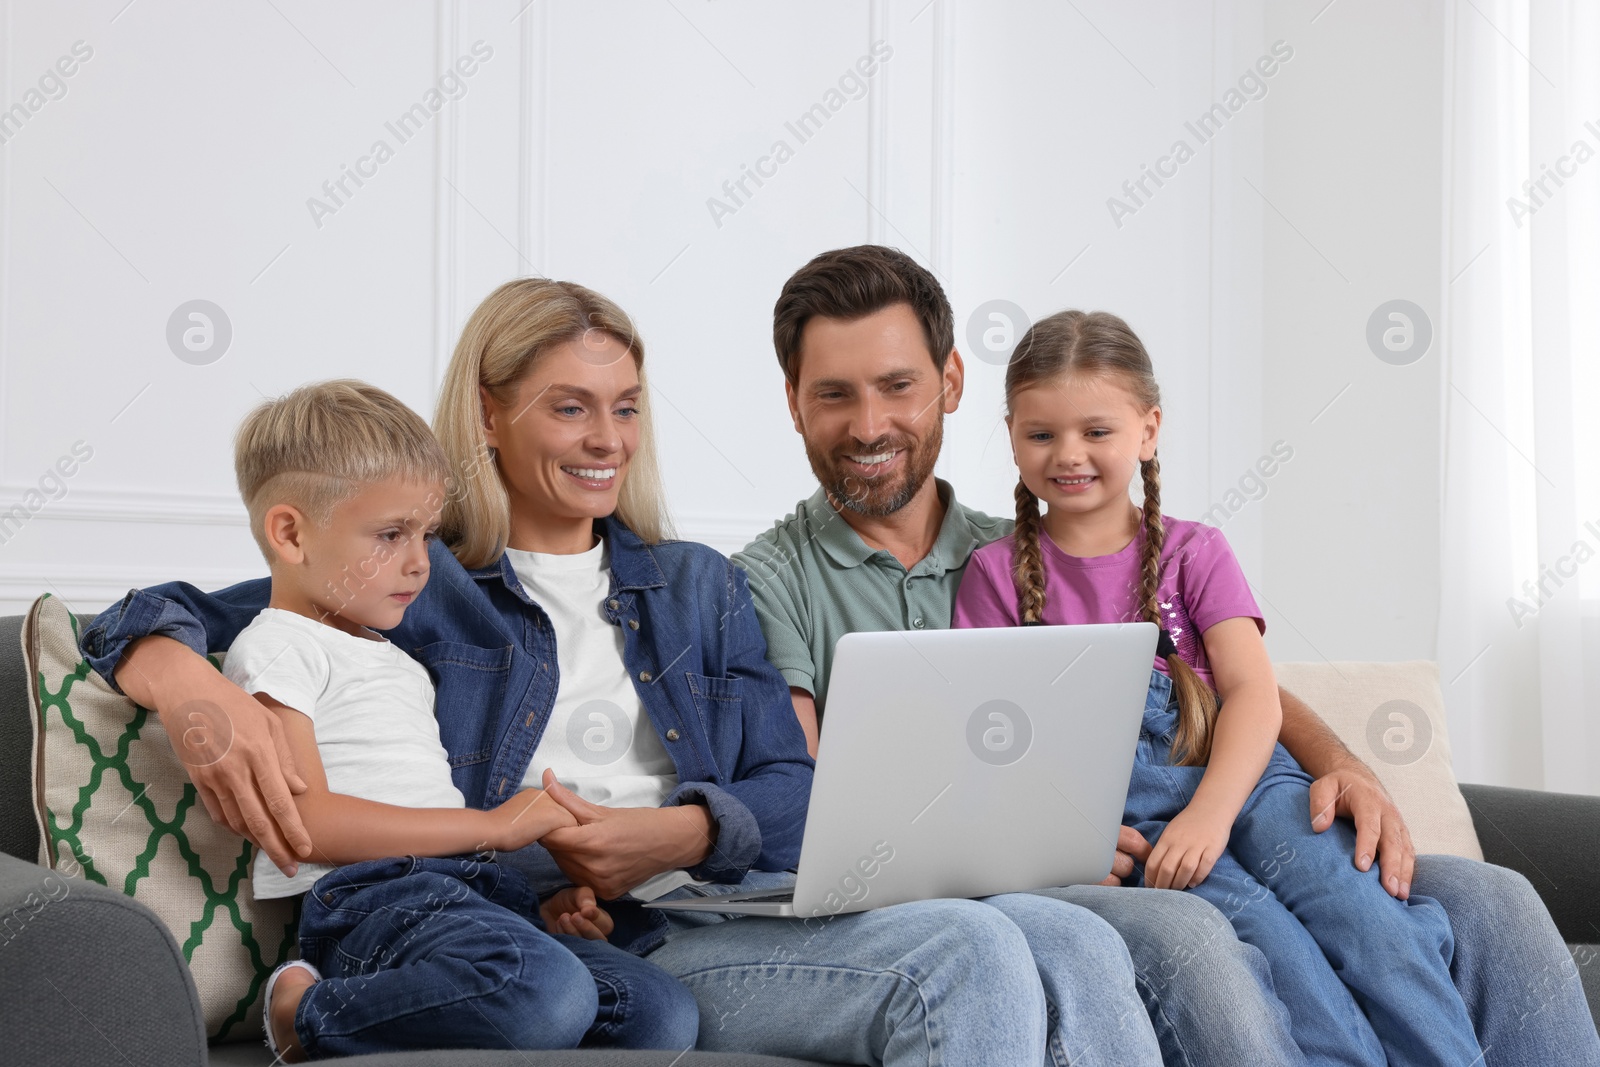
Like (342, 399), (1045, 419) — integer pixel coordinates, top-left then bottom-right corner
(235, 379), (451, 563)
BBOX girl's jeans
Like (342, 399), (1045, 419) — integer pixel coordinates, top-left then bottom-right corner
(291, 854), (698, 1059)
(1125, 669), (1482, 1067)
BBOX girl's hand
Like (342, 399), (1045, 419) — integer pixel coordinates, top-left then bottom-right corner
(487, 788), (578, 852)
(1144, 805), (1231, 889)
(539, 886), (614, 940)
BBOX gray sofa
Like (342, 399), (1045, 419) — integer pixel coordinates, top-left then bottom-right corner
(3, 614), (1596, 1066)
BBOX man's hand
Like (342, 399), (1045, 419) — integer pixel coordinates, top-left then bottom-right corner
(1144, 805), (1231, 890)
(1277, 685), (1414, 899)
(539, 886), (614, 940)
(1100, 825), (1153, 886)
(123, 637), (313, 876)
(1308, 762), (1415, 900)
(537, 769), (717, 900)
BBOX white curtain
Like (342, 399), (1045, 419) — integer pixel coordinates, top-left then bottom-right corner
(1439, 0), (1600, 795)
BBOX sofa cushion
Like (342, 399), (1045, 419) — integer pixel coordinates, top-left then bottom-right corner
(0, 614), (37, 862)
(25, 593), (296, 1042)
(1274, 660), (1482, 860)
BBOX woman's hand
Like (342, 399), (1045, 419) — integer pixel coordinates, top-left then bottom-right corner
(485, 787), (578, 852)
(119, 636), (313, 876)
(1144, 804), (1231, 889)
(537, 769), (716, 900)
(539, 886), (614, 940)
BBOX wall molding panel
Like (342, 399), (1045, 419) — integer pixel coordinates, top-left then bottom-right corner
(0, 0), (1268, 630)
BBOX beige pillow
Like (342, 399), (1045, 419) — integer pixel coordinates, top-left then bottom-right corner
(25, 593), (297, 1042)
(1274, 660), (1482, 860)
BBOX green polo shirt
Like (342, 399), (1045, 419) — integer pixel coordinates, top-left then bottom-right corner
(731, 479), (1012, 712)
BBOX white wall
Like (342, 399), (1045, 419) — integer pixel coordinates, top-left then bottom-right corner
(0, 0), (1274, 618)
(1258, 0), (1446, 666)
(0, 0), (1451, 732)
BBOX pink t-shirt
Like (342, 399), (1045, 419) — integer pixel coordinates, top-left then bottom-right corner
(951, 516), (1263, 687)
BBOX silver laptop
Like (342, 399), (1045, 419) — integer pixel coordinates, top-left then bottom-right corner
(644, 622), (1156, 918)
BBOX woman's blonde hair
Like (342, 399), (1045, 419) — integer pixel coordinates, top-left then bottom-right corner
(434, 278), (674, 568)
(234, 379), (450, 563)
(1006, 309), (1220, 766)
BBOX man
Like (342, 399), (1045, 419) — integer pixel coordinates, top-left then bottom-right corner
(733, 244), (1599, 1065)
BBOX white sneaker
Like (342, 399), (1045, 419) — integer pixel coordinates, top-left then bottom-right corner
(262, 959), (321, 1062)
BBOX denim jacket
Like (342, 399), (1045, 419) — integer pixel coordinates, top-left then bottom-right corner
(81, 518), (814, 950)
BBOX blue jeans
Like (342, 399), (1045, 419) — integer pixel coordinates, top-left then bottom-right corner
(1032, 882), (1309, 1066)
(1125, 670), (1482, 1067)
(292, 855), (697, 1058)
(1413, 853), (1600, 1066)
(642, 871), (1160, 1067)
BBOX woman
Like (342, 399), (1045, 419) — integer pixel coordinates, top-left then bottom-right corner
(82, 279), (1156, 1066)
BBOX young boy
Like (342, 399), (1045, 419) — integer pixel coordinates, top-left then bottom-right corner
(227, 380), (697, 1061)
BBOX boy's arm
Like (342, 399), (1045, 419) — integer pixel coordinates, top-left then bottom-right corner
(1145, 617), (1280, 889)
(264, 695), (575, 863)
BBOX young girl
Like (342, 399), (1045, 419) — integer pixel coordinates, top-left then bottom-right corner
(952, 310), (1481, 1067)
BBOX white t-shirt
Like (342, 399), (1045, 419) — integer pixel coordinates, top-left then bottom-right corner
(507, 538), (700, 899)
(224, 608), (465, 900)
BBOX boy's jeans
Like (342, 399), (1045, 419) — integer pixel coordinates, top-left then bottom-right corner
(292, 854), (697, 1059)
(1126, 669), (1481, 1067)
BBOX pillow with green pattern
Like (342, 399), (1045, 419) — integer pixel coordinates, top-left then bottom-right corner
(25, 593), (297, 1043)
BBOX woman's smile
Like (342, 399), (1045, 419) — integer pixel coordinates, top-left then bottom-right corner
(560, 463), (619, 490)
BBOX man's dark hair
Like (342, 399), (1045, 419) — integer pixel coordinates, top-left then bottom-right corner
(772, 245), (954, 385)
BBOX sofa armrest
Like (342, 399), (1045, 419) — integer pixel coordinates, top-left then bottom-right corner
(1458, 782), (1600, 946)
(0, 851), (207, 1067)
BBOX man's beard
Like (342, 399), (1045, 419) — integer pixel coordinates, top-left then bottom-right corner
(804, 416), (943, 518)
